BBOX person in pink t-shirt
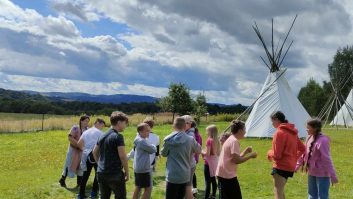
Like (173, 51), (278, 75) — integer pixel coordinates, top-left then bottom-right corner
(216, 120), (257, 199)
(296, 118), (338, 199)
(201, 125), (220, 199)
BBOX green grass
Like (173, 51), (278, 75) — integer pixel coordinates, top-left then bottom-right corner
(0, 122), (352, 198)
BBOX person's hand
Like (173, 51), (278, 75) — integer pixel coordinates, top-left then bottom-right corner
(331, 177), (338, 186)
(245, 146), (253, 154)
(267, 150), (273, 161)
(250, 152), (257, 159)
(124, 172), (129, 182)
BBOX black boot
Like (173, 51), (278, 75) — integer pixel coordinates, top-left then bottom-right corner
(77, 176), (82, 187)
(59, 176), (66, 187)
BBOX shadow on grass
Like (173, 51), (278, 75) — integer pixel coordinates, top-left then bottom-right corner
(64, 186), (79, 193)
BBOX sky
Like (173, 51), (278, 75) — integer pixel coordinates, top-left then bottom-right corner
(0, 0), (353, 105)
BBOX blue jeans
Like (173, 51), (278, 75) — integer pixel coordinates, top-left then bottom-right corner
(308, 175), (330, 199)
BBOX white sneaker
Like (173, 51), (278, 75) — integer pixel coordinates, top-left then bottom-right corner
(192, 188), (198, 194)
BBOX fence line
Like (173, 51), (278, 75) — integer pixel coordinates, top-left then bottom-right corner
(0, 112), (246, 133)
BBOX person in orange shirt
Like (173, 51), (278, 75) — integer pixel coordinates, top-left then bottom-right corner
(267, 111), (306, 199)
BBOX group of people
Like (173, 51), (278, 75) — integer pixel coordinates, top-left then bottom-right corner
(58, 110), (338, 199)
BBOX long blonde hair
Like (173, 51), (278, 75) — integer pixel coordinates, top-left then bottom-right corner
(206, 125), (221, 156)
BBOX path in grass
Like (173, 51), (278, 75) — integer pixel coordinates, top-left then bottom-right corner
(0, 122), (352, 198)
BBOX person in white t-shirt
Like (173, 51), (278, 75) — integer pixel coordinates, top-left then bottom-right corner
(143, 118), (160, 171)
(77, 118), (106, 199)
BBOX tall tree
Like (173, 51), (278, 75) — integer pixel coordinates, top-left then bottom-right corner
(158, 83), (193, 120)
(328, 46), (353, 98)
(193, 93), (207, 124)
(298, 78), (327, 116)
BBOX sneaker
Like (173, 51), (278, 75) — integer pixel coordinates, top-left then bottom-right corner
(90, 191), (97, 198)
(192, 188), (198, 194)
(58, 178), (66, 187)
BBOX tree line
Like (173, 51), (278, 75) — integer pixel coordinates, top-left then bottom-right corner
(298, 46), (353, 117)
(0, 88), (246, 116)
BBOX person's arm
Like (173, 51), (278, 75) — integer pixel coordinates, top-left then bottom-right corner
(140, 141), (157, 154)
(231, 140), (257, 164)
(240, 146), (252, 157)
(77, 137), (84, 150)
(118, 146), (129, 182)
(68, 127), (80, 148)
(161, 141), (169, 157)
(192, 139), (202, 154)
(268, 131), (286, 160)
(295, 137), (307, 172)
(231, 152), (257, 164)
(202, 139), (212, 156)
(297, 137), (306, 158)
(92, 144), (100, 162)
(319, 137), (338, 184)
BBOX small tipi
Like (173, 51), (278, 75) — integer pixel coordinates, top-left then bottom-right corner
(330, 88), (353, 127)
(245, 16), (310, 138)
(318, 71), (353, 128)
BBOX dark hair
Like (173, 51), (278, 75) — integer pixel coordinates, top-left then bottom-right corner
(79, 115), (90, 132)
(304, 118), (322, 171)
(94, 118), (106, 125)
(143, 117), (155, 128)
(270, 111), (288, 123)
(137, 123), (149, 133)
(307, 118), (322, 134)
(219, 132), (231, 142)
(191, 121), (197, 128)
(230, 120), (245, 135)
(110, 111), (129, 126)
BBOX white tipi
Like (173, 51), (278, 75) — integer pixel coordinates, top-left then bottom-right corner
(245, 69), (310, 137)
(244, 16), (310, 138)
(330, 88), (353, 127)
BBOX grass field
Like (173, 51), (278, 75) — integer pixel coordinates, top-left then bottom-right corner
(0, 122), (352, 199)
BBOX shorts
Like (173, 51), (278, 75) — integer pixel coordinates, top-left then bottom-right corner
(271, 168), (294, 179)
(135, 172), (151, 188)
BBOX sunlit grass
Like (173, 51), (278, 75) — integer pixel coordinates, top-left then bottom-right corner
(0, 122), (351, 198)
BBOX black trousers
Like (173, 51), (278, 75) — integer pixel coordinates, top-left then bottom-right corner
(217, 176), (242, 199)
(79, 156), (98, 196)
(193, 173), (197, 188)
(61, 167), (82, 185)
(166, 182), (187, 199)
(97, 172), (126, 199)
(204, 164), (217, 199)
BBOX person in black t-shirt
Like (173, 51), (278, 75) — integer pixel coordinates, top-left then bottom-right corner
(93, 111), (129, 199)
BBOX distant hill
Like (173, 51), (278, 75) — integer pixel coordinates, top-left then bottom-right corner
(0, 88), (48, 101)
(23, 91), (157, 104)
(0, 88), (247, 115)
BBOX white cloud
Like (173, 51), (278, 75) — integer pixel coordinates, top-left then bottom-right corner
(1, 0), (353, 105)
